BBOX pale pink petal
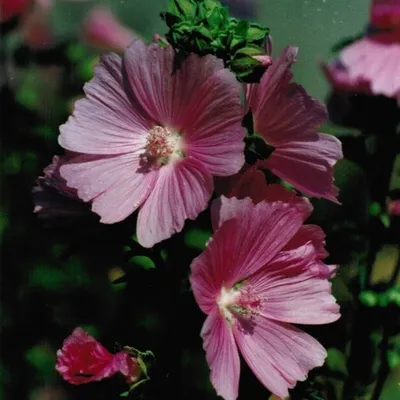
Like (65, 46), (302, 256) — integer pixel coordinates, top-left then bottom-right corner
(59, 53), (150, 155)
(60, 153), (156, 223)
(201, 308), (240, 400)
(124, 41), (221, 128)
(264, 133), (342, 202)
(233, 316), (327, 399)
(191, 199), (304, 311)
(248, 243), (340, 324)
(340, 33), (400, 100)
(137, 158), (213, 248)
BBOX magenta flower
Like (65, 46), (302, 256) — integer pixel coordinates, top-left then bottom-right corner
(246, 46), (342, 203)
(56, 328), (139, 385)
(371, 0), (400, 29)
(190, 197), (340, 399)
(58, 40), (245, 247)
(82, 6), (137, 53)
(33, 155), (89, 219)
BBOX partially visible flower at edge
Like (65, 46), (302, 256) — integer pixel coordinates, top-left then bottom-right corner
(33, 155), (90, 219)
(388, 199), (400, 216)
(58, 39), (245, 248)
(370, 0), (400, 30)
(190, 196), (340, 400)
(322, 29), (400, 105)
(56, 327), (139, 385)
(81, 6), (138, 53)
(246, 46), (343, 203)
(0, 0), (31, 23)
(19, 0), (54, 50)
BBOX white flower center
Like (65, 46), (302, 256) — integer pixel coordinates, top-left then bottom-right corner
(145, 125), (183, 166)
(217, 283), (262, 324)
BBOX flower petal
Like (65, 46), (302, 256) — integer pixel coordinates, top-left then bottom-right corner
(124, 41), (224, 128)
(191, 198), (304, 312)
(59, 52), (149, 155)
(137, 157), (213, 248)
(264, 133), (342, 202)
(60, 153), (156, 223)
(56, 328), (116, 384)
(233, 316), (327, 399)
(183, 68), (245, 176)
(248, 243), (340, 324)
(284, 224), (329, 259)
(248, 46), (328, 146)
(340, 34), (400, 101)
(201, 308), (240, 400)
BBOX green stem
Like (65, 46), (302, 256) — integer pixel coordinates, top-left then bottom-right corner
(371, 329), (390, 400)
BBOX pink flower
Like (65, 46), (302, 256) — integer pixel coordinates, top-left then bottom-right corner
(0, 0), (31, 23)
(371, 0), (400, 29)
(190, 196), (340, 400)
(388, 199), (400, 216)
(33, 155), (89, 218)
(56, 328), (139, 385)
(323, 29), (400, 105)
(247, 46), (343, 203)
(82, 7), (137, 53)
(58, 40), (245, 247)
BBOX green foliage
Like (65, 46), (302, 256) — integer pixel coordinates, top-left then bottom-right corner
(128, 255), (156, 270)
(161, 0), (270, 82)
(25, 345), (57, 383)
(360, 287), (400, 308)
(326, 348), (348, 377)
(184, 228), (211, 250)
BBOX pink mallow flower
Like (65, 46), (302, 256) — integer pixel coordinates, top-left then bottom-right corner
(33, 155), (89, 218)
(56, 328), (139, 385)
(190, 196), (340, 400)
(247, 46), (343, 203)
(322, 0), (400, 105)
(58, 40), (245, 247)
(82, 7), (137, 53)
(322, 29), (400, 105)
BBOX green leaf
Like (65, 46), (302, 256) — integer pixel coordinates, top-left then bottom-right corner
(247, 23), (269, 41)
(128, 255), (156, 270)
(326, 348), (348, 376)
(184, 229), (211, 250)
(120, 392), (129, 397)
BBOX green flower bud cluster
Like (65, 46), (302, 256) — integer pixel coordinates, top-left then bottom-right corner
(161, 0), (270, 82)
